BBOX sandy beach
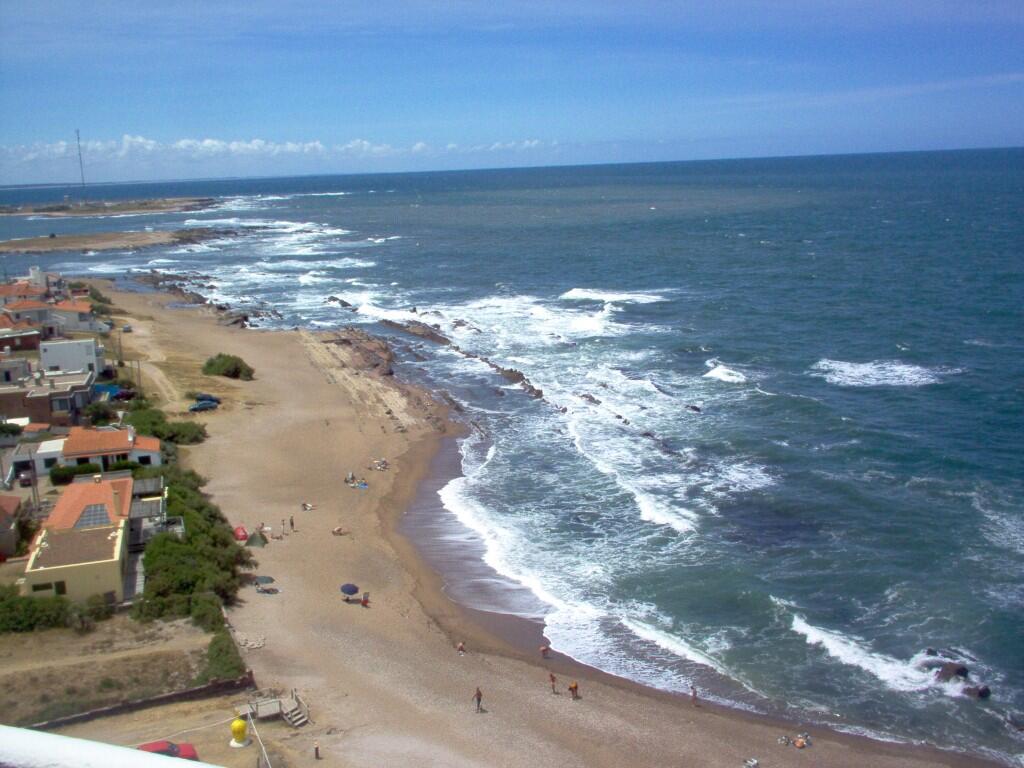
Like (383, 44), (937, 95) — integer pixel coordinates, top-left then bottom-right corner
(0, 228), (222, 254)
(85, 280), (993, 768)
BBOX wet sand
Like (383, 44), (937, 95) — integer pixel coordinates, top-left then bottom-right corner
(78, 279), (993, 768)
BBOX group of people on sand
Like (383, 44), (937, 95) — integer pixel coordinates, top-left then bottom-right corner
(460, 640), (703, 713)
(459, 641), (583, 713)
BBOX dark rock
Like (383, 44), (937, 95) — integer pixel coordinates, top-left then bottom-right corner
(963, 685), (991, 699)
(686, 404), (702, 413)
(935, 662), (969, 682)
(579, 393), (601, 405)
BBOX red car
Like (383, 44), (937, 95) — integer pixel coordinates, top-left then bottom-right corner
(137, 741), (200, 761)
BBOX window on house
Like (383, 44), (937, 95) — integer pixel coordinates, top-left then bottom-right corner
(54, 581), (66, 595)
(31, 583), (53, 592)
(76, 457), (90, 466)
(44, 458), (57, 468)
(138, 456), (152, 466)
(2, 371), (9, 382)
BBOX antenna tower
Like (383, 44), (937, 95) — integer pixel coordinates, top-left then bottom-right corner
(75, 129), (86, 197)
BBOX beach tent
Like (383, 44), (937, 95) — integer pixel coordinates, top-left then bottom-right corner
(245, 531), (267, 547)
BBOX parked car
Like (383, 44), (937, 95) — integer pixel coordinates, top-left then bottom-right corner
(121, 324), (133, 333)
(188, 400), (219, 413)
(137, 741), (199, 761)
(112, 389), (137, 401)
(193, 393), (221, 403)
(17, 471), (33, 487)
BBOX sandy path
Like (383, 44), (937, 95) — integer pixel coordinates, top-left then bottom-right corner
(82, 283), (990, 768)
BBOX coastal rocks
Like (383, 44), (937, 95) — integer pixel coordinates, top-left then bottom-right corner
(323, 328), (394, 377)
(325, 296), (355, 309)
(934, 662), (970, 683)
(380, 319), (451, 345)
(964, 685), (991, 699)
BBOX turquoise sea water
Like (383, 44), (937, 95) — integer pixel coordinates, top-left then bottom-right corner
(2, 149), (1022, 763)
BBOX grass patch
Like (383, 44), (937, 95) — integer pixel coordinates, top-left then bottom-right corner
(194, 630), (245, 684)
(126, 406), (207, 445)
(202, 353), (254, 381)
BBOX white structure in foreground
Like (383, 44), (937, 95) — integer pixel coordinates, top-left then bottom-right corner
(0, 724), (223, 768)
(39, 338), (106, 375)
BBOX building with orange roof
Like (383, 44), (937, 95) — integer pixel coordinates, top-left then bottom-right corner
(44, 475), (134, 530)
(1, 299), (58, 338)
(51, 300), (108, 333)
(0, 281), (48, 306)
(60, 426), (162, 470)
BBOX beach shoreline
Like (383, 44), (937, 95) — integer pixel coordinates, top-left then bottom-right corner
(86, 277), (999, 767)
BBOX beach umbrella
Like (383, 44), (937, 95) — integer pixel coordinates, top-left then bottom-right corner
(254, 575), (275, 585)
(340, 583), (359, 596)
(233, 526), (248, 542)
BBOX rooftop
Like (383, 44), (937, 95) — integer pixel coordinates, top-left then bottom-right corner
(3, 300), (50, 311)
(27, 523), (123, 569)
(0, 370), (94, 397)
(45, 476), (134, 530)
(63, 426), (159, 457)
(0, 282), (47, 298)
(0, 494), (21, 520)
(53, 300), (93, 314)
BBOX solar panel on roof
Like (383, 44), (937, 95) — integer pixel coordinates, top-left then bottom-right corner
(75, 503), (110, 528)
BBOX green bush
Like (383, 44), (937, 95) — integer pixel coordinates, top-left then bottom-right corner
(88, 286), (112, 305)
(0, 585), (70, 633)
(49, 463), (102, 485)
(85, 594), (114, 621)
(84, 402), (116, 426)
(189, 592), (224, 632)
(202, 353), (254, 381)
(109, 460), (141, 472)
(195, 630), (246, 684)
(133, 464), (253, 624)
(125, 407), (206, 445)
(0, 422), (23, 437)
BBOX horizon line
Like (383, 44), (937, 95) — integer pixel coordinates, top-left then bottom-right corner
(1, 143), (1021, 192)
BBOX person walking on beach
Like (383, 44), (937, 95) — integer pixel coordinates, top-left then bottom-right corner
(289, 515), (295, 532)
(568, 681), (579, 701)
(690, 684), (699, 707)
(456, 641), (466, 655)
(473, 687), (483, 713)
(549, 672), (557, 694)
(539, 644), (551, 659)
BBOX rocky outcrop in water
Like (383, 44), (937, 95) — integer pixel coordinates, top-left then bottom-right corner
(322, 328), (394, 376)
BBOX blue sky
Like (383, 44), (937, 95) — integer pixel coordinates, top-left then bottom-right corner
(1, 1), (1022, 183)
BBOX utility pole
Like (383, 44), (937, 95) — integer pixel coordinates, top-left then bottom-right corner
(75, 129), (86, 200)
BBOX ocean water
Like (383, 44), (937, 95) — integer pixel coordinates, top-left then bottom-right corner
(2, 150), (1023, 763)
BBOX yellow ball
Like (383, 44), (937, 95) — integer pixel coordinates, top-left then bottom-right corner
(231, 717), (248, 742)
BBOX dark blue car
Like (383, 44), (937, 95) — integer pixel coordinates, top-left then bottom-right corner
(194, 393), (221, 403)
(188, 400), (218, 413)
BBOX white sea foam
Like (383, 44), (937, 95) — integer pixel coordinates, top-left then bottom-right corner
(703, 359), (748, 384)
(809, 359), (959, 387)
(789, 614), (962, 695)
(561, 288), (666, 304)
(621, 617), (729, 676)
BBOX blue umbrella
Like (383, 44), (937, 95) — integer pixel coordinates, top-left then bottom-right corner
(340, 583), (359, 596)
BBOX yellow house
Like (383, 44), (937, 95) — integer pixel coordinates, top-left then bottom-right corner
(17, 521), (126, 604)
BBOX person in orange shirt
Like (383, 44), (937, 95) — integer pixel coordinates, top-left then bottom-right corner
(568, 681), (579, 700)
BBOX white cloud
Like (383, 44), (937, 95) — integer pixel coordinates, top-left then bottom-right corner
(0, 133), (554, 183)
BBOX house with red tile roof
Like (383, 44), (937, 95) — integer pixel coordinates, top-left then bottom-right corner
(1, 299), (59, 339)
(44, 475), (134, 530)
(51, 299), (108, 333)
(60, 426), (162, 470)
(0, 281), (48, 306)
